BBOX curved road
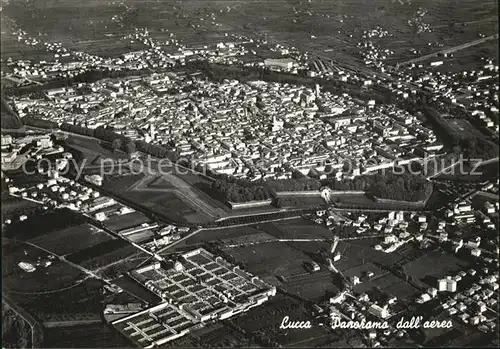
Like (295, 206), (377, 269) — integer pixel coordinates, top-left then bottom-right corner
(2, 295), (43, 349)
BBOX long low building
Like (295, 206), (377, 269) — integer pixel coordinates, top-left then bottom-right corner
(112, 248), (276, 347)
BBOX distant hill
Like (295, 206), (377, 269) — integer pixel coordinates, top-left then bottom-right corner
(1, 96), (24, 130)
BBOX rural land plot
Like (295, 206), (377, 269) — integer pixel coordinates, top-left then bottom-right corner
(6, 278), (104, 322)
(222, 240), (340, 300)
(283, 270), (342, 301)
(97, 253), (150, 280)
(219, 231), (277, 247)
(402, 250), (471, 288)
(2, 209), (88, 242)
(275, 325), (334, 348)
(269, 218), (335, 239)
(103, 211), (152, 232)
(222, 241), (309, 278)
(112, 274), (163, 306)
(100, 162), (225, 225)
(231, 295), (302, 331)
(65, 239), (139, 271)
(42, 323), (133, 348)
(27, 224), (114, 257)
(103, 173), (147, 193)
(333, 240), (406, 277)
(3, 242), (86, 294)
(1, 195), (43, 220)
(184, 225), (264, 245)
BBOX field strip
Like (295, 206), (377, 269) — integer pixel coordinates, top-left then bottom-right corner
(127, 162), (224, 218)
(4, 277), (89, 295)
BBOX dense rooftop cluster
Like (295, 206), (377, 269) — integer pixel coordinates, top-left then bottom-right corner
(12, 71), (441, 182)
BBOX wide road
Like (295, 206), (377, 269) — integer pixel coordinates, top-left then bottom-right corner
(427, 159), (464, 180)
(154, 201), (432, 254)
(34, 127), (224, 225)
(127, 157), (226, 220)
(8, 235), (153, 308)
(428, 156), (499, 180)
(154, 214), (308, 256)
(397, 34), (499, 67)
(47, 127), (227, 222)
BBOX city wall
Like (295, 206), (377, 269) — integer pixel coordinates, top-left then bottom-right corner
(227, 199), (273, 210)
(276, 191), (322, 197)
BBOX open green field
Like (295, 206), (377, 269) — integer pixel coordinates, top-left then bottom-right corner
(223, 241), (304, 278)
(42, 323), (132, 348)
(1, 195), (43, 220)
(334, 239), (406, 268)
(3, 208), (88, 241)
(185, 225), (264, 245)
(185, 218), (358, 301)
(230, 295), (337, 347)
(102, 173), (146, 192)
(5, 277), (105, 325)
(1, 97), (23, 129)
(125, 189), (214, 224)
(100, 176), (219, 225)
(270, 218), (334, 239)
(208, 0), (498, 69)
(66, 239), (139, 271)
(0, 0), (241, 66)
(3, 242), (85, 294)
(98, 253), (149, 281)
(74, 152), (229, 225)
(223, 240), (341, 301)
(65, 136), (129, 167)
(185, 218), (335, 246)
(112, 274), (163, 306)
(2, 0), (496, 73)
(278, 195), (326, 209)
(103, 211), (152, 232)
(64, 135), (226, 225)
(144, 176), (176, 190)
(402, 250), (471, 288)
(28, 224), (114, 257)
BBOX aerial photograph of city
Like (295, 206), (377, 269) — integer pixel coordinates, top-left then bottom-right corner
(1, 0), (498, 348)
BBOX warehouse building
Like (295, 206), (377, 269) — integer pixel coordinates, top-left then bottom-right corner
(263, 58), (295, 70)
(112, 248), (276, 347)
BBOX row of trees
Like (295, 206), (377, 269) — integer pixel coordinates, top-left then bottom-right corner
(60, 123), (137, 154)
(3, 67), (155, 97)
(22, 116), (59, 129)
(455, 137), (498, 160)
(205, 172), (324, 203)
(111, 137), (136, 154)
(328, 172), (432, 202)
(60, 122), (183, 161)
(4, 208), (87, 240)
(60, 122), (95, 137)
(265, 177), (321, 192)
(185, 60), (388, 105)
(326, 175), (373, 191)
(134, 140), (180, 162)
(208, 179), (276, 203)
(24, 117), (182, 161)
(1, 97), (24, 129)
(370, 172), (432, 202)
(422, 103), (499, 160)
